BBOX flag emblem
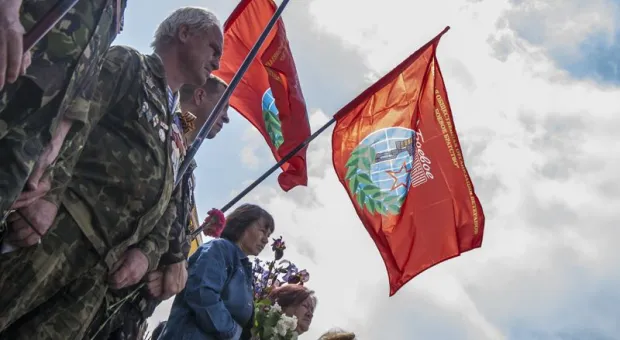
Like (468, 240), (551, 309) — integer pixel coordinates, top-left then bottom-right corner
(261, 88), (284, 148)
(345, 127), (433, 216)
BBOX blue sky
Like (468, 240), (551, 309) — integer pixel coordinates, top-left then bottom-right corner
(116, 0), (620, 339)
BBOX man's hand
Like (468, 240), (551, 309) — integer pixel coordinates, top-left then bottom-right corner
(145, 261), (188, 300)
(0, 0), (27, 90)
(6, 198), (58, 247)
(162, 261), (187, 300)
(109, 248), (149, 290)
(146, 270), (164, 298)
(11, 175), (51, 209)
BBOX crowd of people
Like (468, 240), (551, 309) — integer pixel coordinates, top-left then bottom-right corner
(0, 1), (357, 339)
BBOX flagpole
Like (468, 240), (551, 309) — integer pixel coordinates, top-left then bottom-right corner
(23, 0), (81, 51)
(191, 116), (336, 239)
(175, 0), (291, 188)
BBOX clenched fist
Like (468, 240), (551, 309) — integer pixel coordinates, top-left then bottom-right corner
(6, 198), (58, 247)
(146, 261), (188, 300)
(109, 248), (149, 290)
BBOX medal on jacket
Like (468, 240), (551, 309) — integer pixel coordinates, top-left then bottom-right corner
(171, 118), (186, 156)
(153, 115), (160, 128)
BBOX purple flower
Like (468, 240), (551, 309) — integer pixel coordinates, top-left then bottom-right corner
(271, 236), (286, 260)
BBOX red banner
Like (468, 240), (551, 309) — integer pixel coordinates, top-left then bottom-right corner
(215, 0), (310, 191)
(331, 27), (485, 295)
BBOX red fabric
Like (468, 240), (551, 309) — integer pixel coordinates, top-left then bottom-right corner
(331, 27), (485, 296)
(214, 0), (310, 191)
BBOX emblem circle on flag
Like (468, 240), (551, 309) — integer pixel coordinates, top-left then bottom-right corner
(261, 88), (284, 148)
(345, 127), (429, 216)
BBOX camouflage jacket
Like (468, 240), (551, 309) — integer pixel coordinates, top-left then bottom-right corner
(61, 46), (186, 272)
(31, 0), (126, 205)
(159, 159), (197, 265)
(12, 0), (126, 120)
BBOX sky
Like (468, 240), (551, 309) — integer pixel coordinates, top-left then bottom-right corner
(115, 0), (620, 339)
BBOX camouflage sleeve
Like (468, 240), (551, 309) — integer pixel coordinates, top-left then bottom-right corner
(158, 186), (190, 266)
(43, 46), (142, 206)
(137, 185), (180, 271)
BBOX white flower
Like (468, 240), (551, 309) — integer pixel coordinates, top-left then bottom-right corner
(270, 303), (282, 314)
(280, 315), (297, 331)
(275, 318), (288, 336)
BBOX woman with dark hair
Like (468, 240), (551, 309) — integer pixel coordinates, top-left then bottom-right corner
(268, 284), (317, 335)
(160, 204), (275, 340)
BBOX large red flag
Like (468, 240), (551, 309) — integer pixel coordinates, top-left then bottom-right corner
(332, 27), (485, 296)
(214, 0), (310, 191)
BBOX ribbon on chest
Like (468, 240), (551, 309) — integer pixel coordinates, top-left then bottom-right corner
(167, 87), (186, 182)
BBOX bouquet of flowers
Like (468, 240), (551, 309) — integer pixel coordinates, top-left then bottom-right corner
(252, 301), (298, 340)
(251, 237), (310, 340)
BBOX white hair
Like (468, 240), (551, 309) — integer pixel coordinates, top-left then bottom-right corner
(151, 7), (221, 50)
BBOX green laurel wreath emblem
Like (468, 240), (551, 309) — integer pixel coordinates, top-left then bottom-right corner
(263, 109), (284, 149)
(345, 144), (405, 216)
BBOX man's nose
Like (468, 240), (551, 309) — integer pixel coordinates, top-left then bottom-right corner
(211, 58), (220, 71)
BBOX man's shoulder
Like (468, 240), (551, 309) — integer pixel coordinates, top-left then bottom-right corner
(103, 45), (144, 67)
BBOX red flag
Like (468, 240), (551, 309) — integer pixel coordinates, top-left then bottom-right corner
(214, 0), (310, 191)
(331, 27), (485, 295)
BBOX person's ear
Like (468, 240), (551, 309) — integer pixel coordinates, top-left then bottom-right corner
(194, 88), (206, 106)
(178, 24), (191, 43)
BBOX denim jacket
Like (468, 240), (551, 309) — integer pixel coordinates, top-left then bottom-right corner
(160, 239), (254, 340)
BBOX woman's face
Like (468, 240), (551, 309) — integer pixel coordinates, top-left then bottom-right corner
(284, 296), (315, 334)
(237, 219), (271, 256)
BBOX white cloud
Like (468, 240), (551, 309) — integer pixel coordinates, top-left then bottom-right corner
(498, 0), (619, 60)
(148, 0), (620, 338)
(239, 125), (263, 169)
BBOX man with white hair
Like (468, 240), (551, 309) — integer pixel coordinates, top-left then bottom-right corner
(84, 75), (230, 340)
(0, 7), (223, 340)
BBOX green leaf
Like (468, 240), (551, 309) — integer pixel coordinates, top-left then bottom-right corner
(357, 173), (373, 186)
(368, 147), (377, 163)
(356, 190), (366, 207)
(345, 166), (358, 180)
(387, 204), (401, 214)
(360, 155), (371, 171)
(350, 175), (359, 193)
(365, 198), (376, 214)
(264, 327), (274, 338)
(383, 194), (399, 204)
(375, 203), (387, 215)
(345, 154), (359, 168)
(363, 184), (380, 197)
(349, 146), (364, 158)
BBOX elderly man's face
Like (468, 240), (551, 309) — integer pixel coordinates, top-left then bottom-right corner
(178, 25), (223, 86)
(199, 84), (229, 139)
